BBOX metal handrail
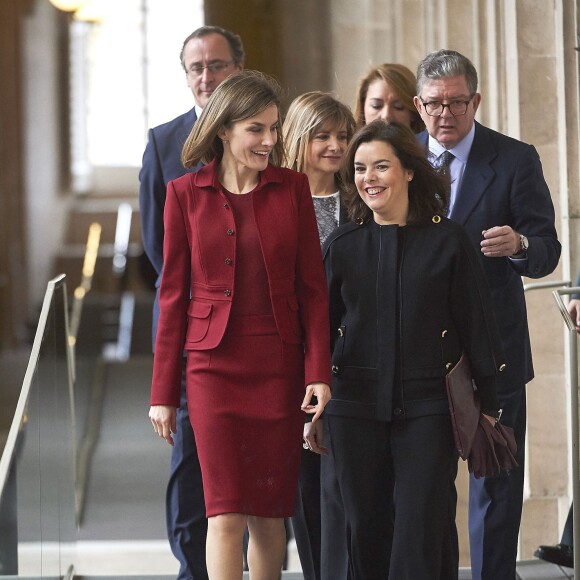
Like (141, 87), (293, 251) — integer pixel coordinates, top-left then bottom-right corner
(523, 279), (571, 293)
(553, 286), (580, 577)
(103, 202), (134, 361)
(68, 222), (101, 384)
(0, 274), (67, 498)
(69, 222), (101, 343)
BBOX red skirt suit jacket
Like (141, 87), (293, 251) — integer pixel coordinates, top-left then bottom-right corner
(150, 160), (332, 408)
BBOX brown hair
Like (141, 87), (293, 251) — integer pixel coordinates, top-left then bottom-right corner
(182, 70), (285, 168)
(353, 63), (424, 133)
(341, 120), (448, 224)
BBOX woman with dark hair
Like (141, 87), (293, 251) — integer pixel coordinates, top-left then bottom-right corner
(312, 65), (424, 580)
(149, 70), (331, 580)
(322, 120), (505, 579)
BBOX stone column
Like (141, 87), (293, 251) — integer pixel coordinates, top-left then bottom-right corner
(515, 0), (569, 559)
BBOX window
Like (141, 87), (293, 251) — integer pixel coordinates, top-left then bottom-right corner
(70, 0), (203, 191)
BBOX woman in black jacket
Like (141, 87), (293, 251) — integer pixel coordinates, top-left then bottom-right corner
(318, 120), (506, 579)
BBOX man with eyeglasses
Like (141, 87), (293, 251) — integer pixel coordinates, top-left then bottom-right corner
(414, 49), (560, 580)
(139, 25), (244, 580)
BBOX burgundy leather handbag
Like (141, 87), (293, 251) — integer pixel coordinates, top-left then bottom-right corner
(445, 353), (480, 460)
(446, 353), (518, 478)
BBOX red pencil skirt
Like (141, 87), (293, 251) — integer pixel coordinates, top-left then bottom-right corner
(186, 314), (306, 518)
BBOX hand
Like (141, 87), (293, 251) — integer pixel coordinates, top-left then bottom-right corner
(149, 405), (177, 446)
(480, 226), (521, 258)
(568, 298), (580, 335)
(481, 413), (497, 427)
(301, 382), (331, 422)
(303, 420), (328, 455)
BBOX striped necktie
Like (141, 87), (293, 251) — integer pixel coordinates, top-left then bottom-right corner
(436, 150), (454, 175)
(434, 150), (455, 216)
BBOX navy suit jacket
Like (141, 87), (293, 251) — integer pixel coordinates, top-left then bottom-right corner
(418, 121), (561, 393)
(139, 107), (199, 348)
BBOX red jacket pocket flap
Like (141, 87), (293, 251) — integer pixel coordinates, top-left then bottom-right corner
(188, 300), (213, 319)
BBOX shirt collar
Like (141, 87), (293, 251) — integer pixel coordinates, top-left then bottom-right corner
(428, 122), (476, 164)
(194, 104), (203, 120)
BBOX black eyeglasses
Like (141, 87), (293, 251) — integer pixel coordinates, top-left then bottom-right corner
(187, 60), (235, 77)
(419, 95), (475, 117)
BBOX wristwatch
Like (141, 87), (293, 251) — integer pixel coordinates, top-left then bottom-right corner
(513, 234), (528, 257)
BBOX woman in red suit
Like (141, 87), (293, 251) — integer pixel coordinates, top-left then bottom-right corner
(148, 70), (332, 580)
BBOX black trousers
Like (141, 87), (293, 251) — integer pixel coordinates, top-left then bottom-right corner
(293, 448), (322, 580)
(321, 441), (350, 580)
(326, 413), (457, 580)
(294, 429), (352, 580)
(166, 367), (208, 580)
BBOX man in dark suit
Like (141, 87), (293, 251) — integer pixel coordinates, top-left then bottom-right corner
(414, 49), (561, 580)
(139, 25), (244, 580)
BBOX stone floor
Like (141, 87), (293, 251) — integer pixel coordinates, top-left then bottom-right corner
(74, 558), (573, 580)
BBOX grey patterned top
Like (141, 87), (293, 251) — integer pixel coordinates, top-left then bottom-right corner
(312, 192), (340, 246)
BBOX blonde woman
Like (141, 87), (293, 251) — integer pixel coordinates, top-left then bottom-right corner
(283, 91), (355, 580)
(149, 71), (331, 580)
(284, 91), (356, 245)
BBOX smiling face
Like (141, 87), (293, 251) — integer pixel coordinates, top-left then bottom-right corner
(303, 121), (349, 180)
(184, 32), (242, 108)
(219, 104), (279, 174)
(364, 79), (413, 127)
(354, 140), (413, 225)
(414, 75), (480, 149)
